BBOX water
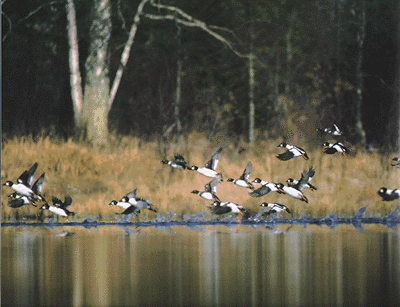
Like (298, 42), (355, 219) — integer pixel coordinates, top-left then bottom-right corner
(2, 224), (400, 306)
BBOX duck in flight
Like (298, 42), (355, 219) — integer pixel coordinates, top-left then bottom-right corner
(277, 142), (309, 161)
(188, 147), (223, 179)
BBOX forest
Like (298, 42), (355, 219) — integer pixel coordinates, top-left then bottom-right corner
(2, 0), (400, 150)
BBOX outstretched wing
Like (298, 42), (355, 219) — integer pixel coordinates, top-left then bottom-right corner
(240, 162), (252, 180)
(125, 189), (137, 199)
(63, 196), (73, 209)
(17, 162), (38, 187)
(205, 147), (223, 170)
(206, 174), (222, 193)
(32, 173), (45, 195)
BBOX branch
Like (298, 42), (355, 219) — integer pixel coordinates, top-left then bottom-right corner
(108, 0), (150, 109)
(145, 1), (249, 59)
(3, 1), (64, 42)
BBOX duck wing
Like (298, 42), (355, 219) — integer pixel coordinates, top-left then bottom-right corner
(17, 162), (38, 187)
(240, 162), (252, 180)
(125, 189), (137, 199)
(277, 150), (294, 161)
(205, 147), (223, 170)
(31, 173), (45, 195)
(249, 185), (272, 197)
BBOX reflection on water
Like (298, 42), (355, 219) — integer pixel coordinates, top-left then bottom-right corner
(2, 224), (400, 306)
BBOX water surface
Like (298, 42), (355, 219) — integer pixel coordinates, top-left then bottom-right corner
(2, 224), (400, 306)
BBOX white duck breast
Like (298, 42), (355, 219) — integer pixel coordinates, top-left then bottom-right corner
(49, 206), (69, 217)
(109, 200), (132, 210)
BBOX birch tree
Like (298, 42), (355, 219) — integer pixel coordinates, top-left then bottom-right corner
(66, 0), (249, 145)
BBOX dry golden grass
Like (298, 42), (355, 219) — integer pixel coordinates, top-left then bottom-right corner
(1, 133), (399, 221)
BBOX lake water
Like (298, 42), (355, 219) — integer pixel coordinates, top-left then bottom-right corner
(2, 224), (400, 306)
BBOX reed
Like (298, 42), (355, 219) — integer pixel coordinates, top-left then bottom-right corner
(1, 134), (398, 221)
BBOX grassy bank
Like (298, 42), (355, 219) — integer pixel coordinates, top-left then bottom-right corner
(1, 134), (398, 221)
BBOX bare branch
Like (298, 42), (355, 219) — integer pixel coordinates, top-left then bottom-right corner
(144, 13), (249, 59)
(108, 0), (150, 109)
(2, 0), (63, 42)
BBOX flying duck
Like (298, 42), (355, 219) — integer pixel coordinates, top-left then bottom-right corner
(188, 147), (223, 178)
(391, 157), (400, 167)
(208, 201), (244, 223)
(249, 178), (279, 197)
(322, 142), (349, 156)
(7, 193), (31, 208)
(191, 173), (222, 202)
(227, 162), (254, 190)
(277, 142), (309, 161)
(276, 183), (308, 203)
(377, 187), (400, 201)
(319, 123), (344, 136)
(41, 196), (74, 217)
(260, 202), (292, 215)
(286, 166), (317, 191)
(161, 154), (189, 170)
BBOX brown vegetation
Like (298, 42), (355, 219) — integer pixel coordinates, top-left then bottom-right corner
(1, 134), (398, 222)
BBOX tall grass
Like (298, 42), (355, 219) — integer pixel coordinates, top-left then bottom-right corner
(1, 133), (398, 221)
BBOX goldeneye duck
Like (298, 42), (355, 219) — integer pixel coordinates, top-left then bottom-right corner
(319, 123), (344, 136)
(191, 174), (222, 202)
(249, 178), (279, 197)
(391, 157), (400, 167)
(227, 162), (254, 190)
(378, 187), (400, 201)
(7, 193), (31, 208)
(4, 172), (46, 205)
(276, 183), (308, 203)
(322, 142), (349, 156)
(41, 196), (74, 217)
(209, 201), (245, 223)
(260, 202), (292, 215)
(277, 142), (309, 161)
(286, 166), (317, 191)
(118, 189), (157, 212)
(189, 147), (223, 178)
(161, 154), (189, 170)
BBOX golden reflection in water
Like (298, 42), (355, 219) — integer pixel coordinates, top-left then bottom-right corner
(2, 224), (400, 306)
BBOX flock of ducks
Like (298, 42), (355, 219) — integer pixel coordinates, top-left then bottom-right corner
(3, 124), (399, 222)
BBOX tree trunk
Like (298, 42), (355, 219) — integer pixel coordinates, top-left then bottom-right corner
(66, 0), (83, 130)
(355, 0), (366, 146)
(248, 22), (255, 146)
(82, 0), (112, 146)
(174, 24), (183, 143)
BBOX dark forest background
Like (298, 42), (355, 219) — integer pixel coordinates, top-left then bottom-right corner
(2, 0), (400, 151)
